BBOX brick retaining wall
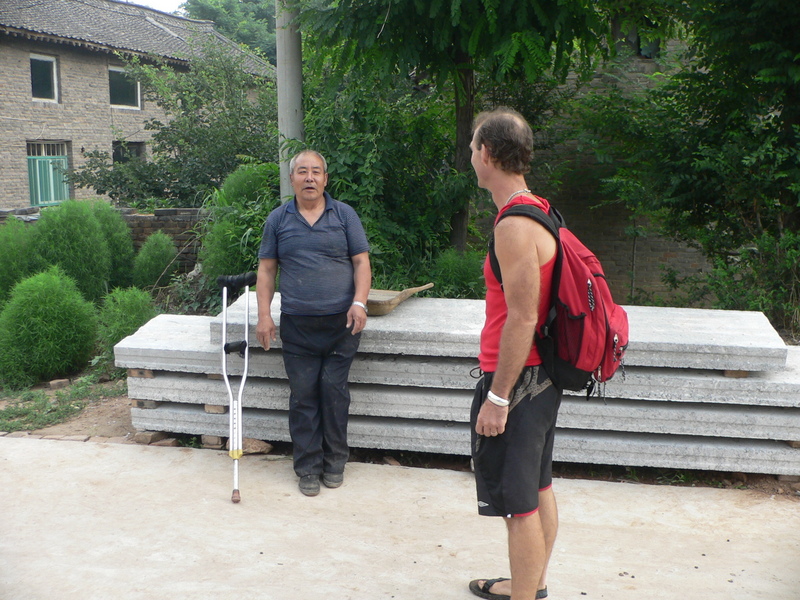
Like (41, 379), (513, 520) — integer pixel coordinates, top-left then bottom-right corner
(120, 208), (205, 274)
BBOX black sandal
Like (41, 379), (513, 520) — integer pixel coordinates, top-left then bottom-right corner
(468, 578), (548, 599)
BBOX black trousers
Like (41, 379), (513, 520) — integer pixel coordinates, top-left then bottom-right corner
(280, 312), (361, 477)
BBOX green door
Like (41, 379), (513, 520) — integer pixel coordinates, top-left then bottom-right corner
(27, 143), (69, 206)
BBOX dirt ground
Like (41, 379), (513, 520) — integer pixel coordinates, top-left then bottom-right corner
(31, 389), (136, 440)
(20, 385), (800, 501)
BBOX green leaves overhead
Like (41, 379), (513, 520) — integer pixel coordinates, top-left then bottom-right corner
(290, 0), (606, 84)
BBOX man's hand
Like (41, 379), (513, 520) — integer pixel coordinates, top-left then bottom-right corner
(256, 315), (276, 350)
(347, 303), (367, 335)
(475, 399), (508, 437)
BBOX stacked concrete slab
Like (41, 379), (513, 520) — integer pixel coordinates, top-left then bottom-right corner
(115, 293), (800, 475)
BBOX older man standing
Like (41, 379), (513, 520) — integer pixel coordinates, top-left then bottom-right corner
(467, 108), (561, 600)
(256, 150), (371, 497)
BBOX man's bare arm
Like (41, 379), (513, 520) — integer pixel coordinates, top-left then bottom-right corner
(255, 258), (278, 350)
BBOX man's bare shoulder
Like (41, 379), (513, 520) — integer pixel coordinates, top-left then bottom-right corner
(494, 214), (557, 265)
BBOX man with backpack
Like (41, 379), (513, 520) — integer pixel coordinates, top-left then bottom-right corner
(467, 108), (561, 600)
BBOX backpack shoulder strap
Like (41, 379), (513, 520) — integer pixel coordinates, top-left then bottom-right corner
(488, 203), (562, 285)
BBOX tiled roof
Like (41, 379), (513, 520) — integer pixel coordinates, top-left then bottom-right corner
(0, 0), (272, 76)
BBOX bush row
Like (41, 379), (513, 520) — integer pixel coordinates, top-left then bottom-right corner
(0, 200), (171, 389)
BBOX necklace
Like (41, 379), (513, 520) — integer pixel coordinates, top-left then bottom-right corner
(504, 188), (531, 205)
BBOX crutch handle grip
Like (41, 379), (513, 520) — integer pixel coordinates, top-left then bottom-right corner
(224, 340), (248, 357)
(217, 272), (257, 294)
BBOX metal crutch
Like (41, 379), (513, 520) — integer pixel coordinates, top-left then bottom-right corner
(217, 271), (257, 503)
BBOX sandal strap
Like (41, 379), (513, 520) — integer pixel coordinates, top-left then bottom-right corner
(482, 577), (510, 592)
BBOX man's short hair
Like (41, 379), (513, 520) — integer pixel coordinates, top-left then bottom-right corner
(473, 108), (533, 175)
(289, 150), (328, 174)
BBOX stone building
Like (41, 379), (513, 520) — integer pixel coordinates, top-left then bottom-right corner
(0, 0), (270, 210)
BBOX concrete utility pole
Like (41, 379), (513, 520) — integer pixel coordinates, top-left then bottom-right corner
(276, 1), (304, 202)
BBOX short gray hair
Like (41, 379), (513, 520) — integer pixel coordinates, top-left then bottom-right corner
(289, 150), (328, 174)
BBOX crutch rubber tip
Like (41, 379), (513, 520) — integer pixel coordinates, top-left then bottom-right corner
(231, 489), (241, 503)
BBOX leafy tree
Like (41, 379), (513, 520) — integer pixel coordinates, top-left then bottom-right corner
(291, 0), (609, 250)
(69, 43), (279, 207)
(296, 64), (475, 286)
(573, 0), (800, 332)
(183, 0), (277, 63)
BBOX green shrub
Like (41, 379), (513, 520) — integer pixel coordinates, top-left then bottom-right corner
(0, 217), (36, 307)
(98, 287), (157, 354)
(90, 200), (135, 289)
(707, 231), (800, 333)
(0, 267), (98, 389)
(132, 230), (178, 289)
(198, 162), (280, 281)
(429, 248), (487, 299)
(29, 200), (111, 302)
(219, 162), (280, 206)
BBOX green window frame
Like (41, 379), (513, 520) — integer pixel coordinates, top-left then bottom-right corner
(27, 142), (70, 206)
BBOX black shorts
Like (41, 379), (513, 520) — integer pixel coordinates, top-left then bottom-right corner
(471, 365), (562, 518)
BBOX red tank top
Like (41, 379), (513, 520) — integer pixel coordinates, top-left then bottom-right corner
(478, 196), (556, 372)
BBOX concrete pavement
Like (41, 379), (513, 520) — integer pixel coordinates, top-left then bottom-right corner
(1, 436), (798, 600)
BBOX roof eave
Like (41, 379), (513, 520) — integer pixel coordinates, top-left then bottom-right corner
(0, 25), (191, 66)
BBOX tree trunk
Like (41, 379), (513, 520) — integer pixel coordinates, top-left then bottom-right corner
(449, 55), (475, 252)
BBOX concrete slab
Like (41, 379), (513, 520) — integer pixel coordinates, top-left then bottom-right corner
(1, 437), (798, 600)
(117, 315), (798, 401)
(555, 429), (800, 476)
(211, 294), (789, 370)
(128, 373), (800, 441)
(130, 404), (800, 475)
(116, 315), (480, 387)
(131, 404), (468, 455)
(128, 373), (472, 421)
(596, 346), (800, 407)
(560, 397), (800, 440)
(211, 293), (486, 358)
(624, 305), (787, 370)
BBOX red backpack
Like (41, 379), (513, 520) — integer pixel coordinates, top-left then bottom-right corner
(488, 200), (629, 394)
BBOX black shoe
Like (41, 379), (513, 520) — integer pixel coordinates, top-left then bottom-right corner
(322, 472), (344, 488)
(299, 474), (320, 496)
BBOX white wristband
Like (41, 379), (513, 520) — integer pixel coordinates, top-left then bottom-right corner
(486, 390), (510, 407)
(352, 301), (368, 314)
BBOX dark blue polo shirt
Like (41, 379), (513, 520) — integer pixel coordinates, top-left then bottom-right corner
(258, 192), (370, 316)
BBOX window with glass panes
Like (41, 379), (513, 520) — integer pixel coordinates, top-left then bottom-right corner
(30, 54), (57, 101)
(109, 67), (140, 108)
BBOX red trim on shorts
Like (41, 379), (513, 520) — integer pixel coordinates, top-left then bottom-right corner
(510, 484), (553, 517)
(511, 507), (539, 518)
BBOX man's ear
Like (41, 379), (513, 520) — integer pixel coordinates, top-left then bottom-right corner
(480, 143), (493, 166)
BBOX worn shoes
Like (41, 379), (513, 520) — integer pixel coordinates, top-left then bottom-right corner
(298, 474), (320, 496)
(322, 472), (344, 488)
(299, 472), (344, 495)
